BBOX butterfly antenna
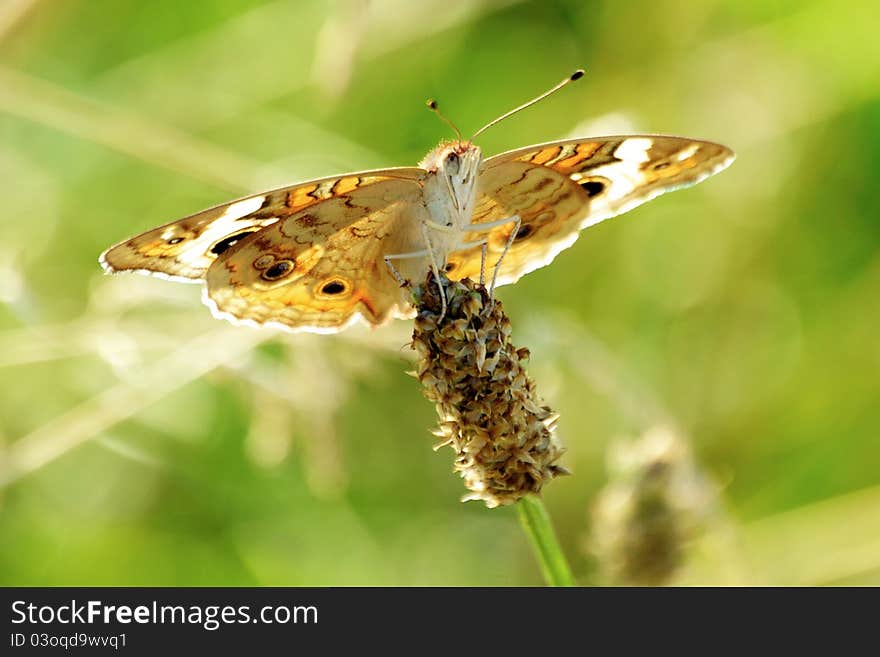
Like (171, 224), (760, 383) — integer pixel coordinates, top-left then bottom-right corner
(471, 69), (585, 140)
(426, 99), (463, 141)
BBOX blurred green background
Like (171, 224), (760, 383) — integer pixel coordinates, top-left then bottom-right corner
(1, 0), (878, 586)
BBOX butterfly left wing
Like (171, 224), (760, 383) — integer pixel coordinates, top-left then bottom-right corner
(444, 135), (734, 286)
(204, 178), (431, 333)
(99, 168), (425, 282)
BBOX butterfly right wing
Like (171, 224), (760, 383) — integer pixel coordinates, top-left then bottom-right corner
(99, 168), (426, 282)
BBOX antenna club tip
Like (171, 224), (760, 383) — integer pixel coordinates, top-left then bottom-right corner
(571, 69), (585, 81)
(426, 99), (438, 109)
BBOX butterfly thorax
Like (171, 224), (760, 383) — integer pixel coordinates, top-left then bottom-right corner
(420, 141), (482, 245)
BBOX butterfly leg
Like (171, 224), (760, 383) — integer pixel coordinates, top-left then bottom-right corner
(383, 249), (431, 288)
(460, 213), (521, 233)
(489, 215), (521, 296)
(383, 256), (408, 288)
(458, 214), (522, 297)
(457, 239), (489, 286)
(423, 218), (459, 234)
(419, 221), (447, 321)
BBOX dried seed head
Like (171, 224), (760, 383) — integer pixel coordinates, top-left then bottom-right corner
(411, 273), (567, 508)
(590, 426), (715, 585)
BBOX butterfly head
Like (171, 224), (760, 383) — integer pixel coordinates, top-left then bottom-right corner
(420, 141), (482, 224)
(421, 140), (481, 177)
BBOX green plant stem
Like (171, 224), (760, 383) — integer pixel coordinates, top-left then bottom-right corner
(516, 495), (576, 586)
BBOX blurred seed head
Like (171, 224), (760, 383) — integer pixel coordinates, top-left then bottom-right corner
(411, 273), (567, 508)
(590, 425), (715, 586)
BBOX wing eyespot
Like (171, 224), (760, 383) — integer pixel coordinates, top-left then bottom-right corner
(253, 255), (275, 270)
(261, 259), (295, 281)
(318, 279), (349, 296)
(166, 237), (184, 245)
(579, 178), (607, 198)
(514, 224), (534, 241)
(210, 230), (258, 256)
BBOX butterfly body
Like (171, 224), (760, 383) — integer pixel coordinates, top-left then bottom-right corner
(101, 132), (734, 333)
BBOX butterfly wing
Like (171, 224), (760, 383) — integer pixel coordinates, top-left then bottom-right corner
(99, 168), (425, 282)
(445, 136), (734, 285)
(204, 178), (431, 333)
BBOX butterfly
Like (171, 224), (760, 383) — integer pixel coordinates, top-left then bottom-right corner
(100, 71), (734, 333)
